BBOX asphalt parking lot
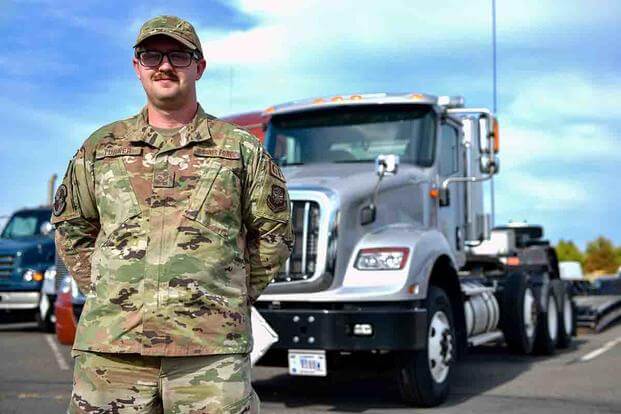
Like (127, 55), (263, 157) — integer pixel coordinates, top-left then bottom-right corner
(0, 321), (620, 413)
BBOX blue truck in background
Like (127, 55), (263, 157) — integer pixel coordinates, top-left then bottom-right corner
(0, 207), (57, 331)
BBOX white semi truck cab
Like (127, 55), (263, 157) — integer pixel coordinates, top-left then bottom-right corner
(254, 92), (575, 407)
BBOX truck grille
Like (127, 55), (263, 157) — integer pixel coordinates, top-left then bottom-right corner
(0, 254), (15, 278)
(275, 200), (321, 283)
(54, 252), (69, 292)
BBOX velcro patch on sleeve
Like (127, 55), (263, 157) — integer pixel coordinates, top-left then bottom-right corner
(52, 184), (68, 216)
(266, 184), (287, 213)
(193, 147), (241, 160)
(268, 161), (286, 182)
(95, 146), (142, 159)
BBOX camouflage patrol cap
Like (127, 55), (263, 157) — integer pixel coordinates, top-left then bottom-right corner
(134, 15), (203, 55)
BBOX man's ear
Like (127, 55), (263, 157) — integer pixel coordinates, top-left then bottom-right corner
(195, 58), (207, 80)
(132, 57), (142, 80)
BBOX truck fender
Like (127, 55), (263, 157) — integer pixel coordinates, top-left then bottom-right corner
(345, 224), (457, 301)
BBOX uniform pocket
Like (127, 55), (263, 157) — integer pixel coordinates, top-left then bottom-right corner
(93, 150), (142, 237)
(184, 160), (241, 238)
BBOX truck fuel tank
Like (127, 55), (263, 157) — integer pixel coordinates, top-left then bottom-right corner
(462, 281), (500, 337)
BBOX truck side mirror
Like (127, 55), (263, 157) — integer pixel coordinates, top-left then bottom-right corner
(478, 114), (500, 155)
(479, 154), (500, 174)
(375, 154), (399, 177)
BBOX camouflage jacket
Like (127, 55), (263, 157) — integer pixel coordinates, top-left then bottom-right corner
(52, 105), (293, 356)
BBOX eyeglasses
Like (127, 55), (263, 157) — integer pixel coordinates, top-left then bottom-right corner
(136, 50), (200, 68)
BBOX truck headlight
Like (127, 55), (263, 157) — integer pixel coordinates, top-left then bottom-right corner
(355, 247), (409, 270)
(44, 266), (56, 282)
(23, 269), (44, 282)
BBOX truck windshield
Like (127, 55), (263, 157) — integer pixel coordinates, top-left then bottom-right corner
(1, 209), (52, 239)
(265, 105), (436, 166)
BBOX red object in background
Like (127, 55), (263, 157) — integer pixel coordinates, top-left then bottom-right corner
(54, 287), (76, 345)
(221, 111), (270, 141)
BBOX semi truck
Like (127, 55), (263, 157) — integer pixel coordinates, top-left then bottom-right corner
(253, 92), (575, 406)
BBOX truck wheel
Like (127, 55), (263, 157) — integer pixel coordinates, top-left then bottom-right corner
(533, 287), (558, 355)
(556, 281), (575, 349)
(397, 286), (455, 407)
(501, 272), (537, 354)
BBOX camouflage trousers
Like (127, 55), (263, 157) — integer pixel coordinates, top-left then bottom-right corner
(68, 351), (259, 414)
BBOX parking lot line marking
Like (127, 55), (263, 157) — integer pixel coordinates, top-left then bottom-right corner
(579, 336), (621, 362)
(45, 334), (70, 371)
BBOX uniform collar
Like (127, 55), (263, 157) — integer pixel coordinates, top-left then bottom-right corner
(128, 104), (214, 149)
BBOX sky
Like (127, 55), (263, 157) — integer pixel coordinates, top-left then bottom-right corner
(0, 0), (619, 248)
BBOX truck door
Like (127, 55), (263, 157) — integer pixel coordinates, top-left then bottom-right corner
(437, 120), (465, 256)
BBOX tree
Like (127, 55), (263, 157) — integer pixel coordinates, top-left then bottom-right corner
(555, 239), (584, 264)
(584, 237), (619, 274)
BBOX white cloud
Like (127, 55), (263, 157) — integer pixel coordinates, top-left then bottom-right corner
(497, 173), (589, 211)
(497, 71), (621, 171)
(506, 73), (621, 123)
(501, 121), (620, 166)
(203, 0), (621, 68)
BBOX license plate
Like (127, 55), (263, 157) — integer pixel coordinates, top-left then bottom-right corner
(288, 350), (327, 377)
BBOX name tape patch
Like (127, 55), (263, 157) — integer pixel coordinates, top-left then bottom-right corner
(193, 147), (241, 160)
(96, 146), (143, 159)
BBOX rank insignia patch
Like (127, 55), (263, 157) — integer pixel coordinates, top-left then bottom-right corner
(266, 184), (287, 213)
(153, 170), (175, 188)
(53, 184), (68, 216)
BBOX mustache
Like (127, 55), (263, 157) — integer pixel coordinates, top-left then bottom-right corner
(152, 71), (178, 81)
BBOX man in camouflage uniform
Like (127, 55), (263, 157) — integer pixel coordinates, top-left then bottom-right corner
(52, 15), (293, 413)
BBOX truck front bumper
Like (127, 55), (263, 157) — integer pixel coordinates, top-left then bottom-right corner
(0, 291), (40, 310)
(257, 303), (427, 351)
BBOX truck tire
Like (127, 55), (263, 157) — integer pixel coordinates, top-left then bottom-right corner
(397, 286), (455, 407)
(500, 272), (537, 354)
(533, 286), (559, 355)
(554, 280), (575, 349)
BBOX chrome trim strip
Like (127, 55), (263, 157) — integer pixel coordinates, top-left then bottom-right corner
(301, 201), (310, 274)
(276, 188), (339, 286)
(284, 201), (293, 276)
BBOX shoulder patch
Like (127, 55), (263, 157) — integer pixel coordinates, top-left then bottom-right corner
(268, 161), (286, 182)
(53, 184), (68, 216)
(193, 147), (241, 160)
(266, 184), (287, 213)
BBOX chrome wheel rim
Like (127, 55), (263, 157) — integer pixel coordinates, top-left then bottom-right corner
(523, 287), (537, 340)
(548, 294), (558, 341)
(564, 295), (573, 335)
(428, 310), (452, 383)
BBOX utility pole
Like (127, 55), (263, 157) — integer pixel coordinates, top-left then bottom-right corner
(492, 0), (497, 114)
(490, 0), (497, 227)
